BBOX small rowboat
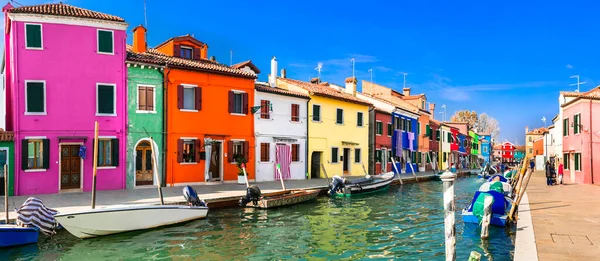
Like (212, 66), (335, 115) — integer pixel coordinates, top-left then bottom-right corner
(329, 172), (395, 197)
(0, 225), (39, 248)
(243, 189), (320, 209)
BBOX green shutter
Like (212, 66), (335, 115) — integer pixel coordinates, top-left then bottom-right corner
(426, 125), (431, 137)
(387, 123), (392, 136)
(436, 130), (440, 141)
(97, 85), (114, 114)
(313, 105), (320, 121)
(98, 30), (114, 53)
(417, 123), (420, 135)
(26, 82), (44, 113)
(25, 24), (42, 48)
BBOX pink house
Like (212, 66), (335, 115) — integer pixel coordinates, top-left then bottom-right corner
(561, 87), (600, 184)
(2, 3), (128, 195)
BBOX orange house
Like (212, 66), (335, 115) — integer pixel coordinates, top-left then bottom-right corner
(143, 33), (257, 185)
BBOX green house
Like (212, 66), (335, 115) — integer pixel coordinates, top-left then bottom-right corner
(0, 131), (15, 196)
(469, 130), (480, 168)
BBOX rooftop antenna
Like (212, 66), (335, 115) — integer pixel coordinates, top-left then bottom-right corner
(570, 75), (586, 92)
(368, 68), (373, 84)
(143, 0), (148, 29)
(351, 58), (355, 78)
(402, 72), (408, 88)
(230, 49), (233, 66)
(441, 104), (447, 122)
(315, 63), (323, 82)
(541, 116), (546, 128)
(10, 0), (23, 7)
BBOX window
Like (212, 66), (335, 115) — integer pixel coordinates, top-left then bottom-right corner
(260, 143), (270, 162)
(97, 84), (116, 115)
(394, 117), (401, 130)
(331, 147), (339, 163)
(260, 100), (271, 119)
(178, 85), (202, 111)
(564, 153), (570, 170)
(407, 120), (412, 132)
(447, 133), (452, 143)
(181, 139), (197, 163)
(228, 140), (247, 163)
(443, 152), (447, 162)
(417, 122), (420, 135)
(354, 148), (361, 163)
(426, 125), (431, 137)
(25, 81), (45, 114)
(357, 112), (363, 127)
(26, 140), (44, 169)
(180, 46), (193, 59)
(529, 148), (533, 154)
(228, 91), (247, 114)
(422, 101), (425, 109)
(184, 87), (196, 110)
(376, 121), (383, 135)
(97, 29), (114, 54)
(97, 139), (113, 167)
(336, 108), (344, 124)
(575, 153), (581, 171)
(292, 144), (300, 162)
(137, 85), (155, 112)
(25, 23), (42, 49)
(563, 118), (569, 136)
(312, 105), (321, 121)
(574, 114), (581, 134)
(291, 104), (300, 122)
(401, 119), (405, 131)
(387, 123), (392, 137)
(375, 149), (381, 163)
(436, 130), (441, 141)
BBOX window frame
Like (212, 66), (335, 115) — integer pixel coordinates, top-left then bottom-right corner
(563, 153), (570, 170)
(97, 29), (115, 55)
(24, 23), (43, 50)
(24, 80), (47, 115)
(180, 138), (198, 164)
(336, 108), (344, 125)
(356, 112), (363, 127)
(231, 140), (245, 164)
(230, 91), (245, 115)
(563, 118), (569, 136)
(291, 144), (300, 162)
(260, 100), (271, 119)
(574, 114), (581, 135)
(96, 83), (117, 116)
(291, 104), (300, 122)
(26, 139), (44, 170)
(181, 85), (198, 112)
(312, 104), (322, 122)
(387, 122), (392, 137)
(260, 143), (270, 162)
(331, 147), (339, 164)
(376, 121), (383, 136)
(136, 84), (156, 113)
(354, 148), (361, 163)
(97, 138), (114, 168)
(575, 152), (581, 171)
(375, 149), (381, 163)
(180, 46), (194, 59)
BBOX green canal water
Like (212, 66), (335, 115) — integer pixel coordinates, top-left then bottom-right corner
(2, 177), (515, 260)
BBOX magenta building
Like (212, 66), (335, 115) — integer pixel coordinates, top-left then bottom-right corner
(2, 3), (128, 195)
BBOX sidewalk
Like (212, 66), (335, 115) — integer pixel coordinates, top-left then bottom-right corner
(520, 170), (600, 261)
(1, 170), (446, 221)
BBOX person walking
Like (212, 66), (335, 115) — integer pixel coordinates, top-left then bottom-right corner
(558, 160), (565, 185)
(529, 158), (535, 171)
(545, 160), (553, 186)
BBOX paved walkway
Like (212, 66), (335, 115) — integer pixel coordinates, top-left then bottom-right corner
(523, 170), (600, 261)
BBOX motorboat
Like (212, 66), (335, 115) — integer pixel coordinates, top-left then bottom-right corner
(328, 172), (395, 197)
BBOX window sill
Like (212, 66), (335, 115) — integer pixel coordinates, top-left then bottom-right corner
(97, 51), (115, 55)
(289, 120), (302, 124)
(96, 113), (117, 117)
(259, 161), (272, 164)
(336, 123), (344, 125)
(136, 110), (157, 114)
(180, 109), (199, 113)
(231, 113), (246, 116)
(180, 162), (197, 165)
(25, 169), (47, 172)
(312, 120), (322, 123)
(97, 166), (117, 169)
(258, 117), (272, 121)
(24, 112), (47, 116)
(25, 47), (43, 50)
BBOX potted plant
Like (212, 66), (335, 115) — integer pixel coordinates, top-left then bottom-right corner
(234, 154), (248, 185)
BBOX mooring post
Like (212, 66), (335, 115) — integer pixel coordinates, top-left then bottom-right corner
(440, 169), (456, 261)
(468, 251), (482, 261)
(480, 195), (493, 239)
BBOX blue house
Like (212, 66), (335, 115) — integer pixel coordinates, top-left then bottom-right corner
(458, 133), (467, 168)
(391, 109), (419, 173)
(479, 134), (492, 164)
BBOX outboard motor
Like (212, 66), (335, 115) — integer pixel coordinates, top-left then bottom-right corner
(328, 175), (346, 195)
(183, 186), (206, 207)
(239, 185), (262, 207)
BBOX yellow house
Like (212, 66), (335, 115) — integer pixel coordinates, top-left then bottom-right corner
(277, 77), (371, 178)
(439, 124), (451, 170)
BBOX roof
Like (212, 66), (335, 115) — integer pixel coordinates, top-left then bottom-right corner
(0, 130), (14, 142)
(126, 45), (165, 66)
(155, 35), (207, 50)
(561, 86), (600, 107)
(278, 78), (372, 106)
(402, 94), (426, 100)
(232, 60), (261, 74)
(515, 145), (526, 152)
(493, 144), (502, 150)
(430, 118), (441, 125)
(8, 3), (125, 22)
(255, 83), (309, 99)
(526, 127), (548, 135)
(359, 92), (418, 114)
(560, 91), (583, 97)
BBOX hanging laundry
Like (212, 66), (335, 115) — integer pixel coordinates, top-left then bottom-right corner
(395, 130), (402, 157)
(407, 132), (415, 151)
(78, 145), (87, 160)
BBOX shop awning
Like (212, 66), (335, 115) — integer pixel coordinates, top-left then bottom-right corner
(342, 141), (360, 146)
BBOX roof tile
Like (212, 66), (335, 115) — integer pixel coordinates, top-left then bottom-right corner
(255, 83), (309, 99)
(278, 78), (371, 106)
(9, 3), (125, 22)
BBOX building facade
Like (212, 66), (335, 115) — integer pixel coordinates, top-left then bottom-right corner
(0, 130), (14, 196)
(429, 119), (441, 171)
(501, 141), (516, 163)
(525, 127), (546, 159)
(469, 131), (479, 168)
(439, 124), (451, 170)
(514, 145), (525, 163)
(479, 133), (491, 164)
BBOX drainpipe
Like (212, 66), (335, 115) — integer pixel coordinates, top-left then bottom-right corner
(122, 38), (127, 190)
(590, 98), (594, 184)
(305, 98), (310, 179)
(163, 65), (171, 187)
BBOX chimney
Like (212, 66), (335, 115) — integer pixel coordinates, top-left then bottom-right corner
(429, 103), (435, 116)
(281, 69), (286, 79)
(200, 45), (208, 59)
(403, 87), (411, 96)
(525, 126), (529, 134)
(132, 25), (147, 53)
(345, 77), (357, 95)
(269, 57), (277, 87)
(209, 56), (216, 61)
(310, 77), (320, 84)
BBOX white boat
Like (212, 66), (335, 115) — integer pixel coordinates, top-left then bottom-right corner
(55, 204), (208, 239)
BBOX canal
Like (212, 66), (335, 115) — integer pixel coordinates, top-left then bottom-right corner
(2, 176), (515, 260)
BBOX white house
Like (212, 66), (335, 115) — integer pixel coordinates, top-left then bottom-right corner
(551, 114), (561, 163)
(254, 82), (310, 182)
(544, 125), (556, 162)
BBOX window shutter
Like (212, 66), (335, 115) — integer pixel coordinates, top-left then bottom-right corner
(261, 100), (267, 117)
(227, 141), (234, 162)
(193, 47), (201, 60)
(42, 139), (50, 169)
(111, 139), (119, 166)
(147, 88), (154, 111)
(243, 141), (249, 160)
(21, 139), (29, 170)
(177, 85), (184, 109)
(195, 87), (202, 111)
(242, 93), (249, 114)
(174, 45), (181, 58)
(177, 139), (184, 163)
(138, 86), (146, 110)
(195, 139), (201, 162)
(228, 91), (234, 113)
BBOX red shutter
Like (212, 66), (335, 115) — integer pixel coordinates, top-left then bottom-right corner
(195, 139), (201, 162)
(195, 87), (202, 111)
(177, 85), (184, 109)
(227, 141), (234, 162)
(193, 47), (201, 60)
(260, 100), (267, 118)
(242, 93), (248, 114)
(228, 91), (234, 113)
(174, 44), (181, 58)
(177, 139), (184, 163)
(243, 141), (249, 160)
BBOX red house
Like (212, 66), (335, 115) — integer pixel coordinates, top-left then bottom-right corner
(429, 119), (441, 167)
(501, 141), (516, 163)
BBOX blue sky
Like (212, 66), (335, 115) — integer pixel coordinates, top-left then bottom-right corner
(7, 0), (600, 144)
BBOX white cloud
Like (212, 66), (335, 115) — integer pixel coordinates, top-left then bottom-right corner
(566, 64), (574, 69)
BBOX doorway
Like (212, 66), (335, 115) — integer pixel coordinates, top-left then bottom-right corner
(60, 145), (82, 190)
(310, 151), (322, 178)
(0, 148), (7, 196)
(135, 141), (154, 186)
(343, 148), (351, 174)
(209, 141), (222, 181)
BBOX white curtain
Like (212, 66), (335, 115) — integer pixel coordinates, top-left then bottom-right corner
(204, 138), (212, 181)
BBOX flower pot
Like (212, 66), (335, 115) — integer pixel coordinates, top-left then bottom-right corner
(238, 175), (246, 185)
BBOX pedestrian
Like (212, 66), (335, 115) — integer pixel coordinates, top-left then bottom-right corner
(558, 160), (565, 185)
(529, 158), (535, 170)
(545, 160), (553, 186)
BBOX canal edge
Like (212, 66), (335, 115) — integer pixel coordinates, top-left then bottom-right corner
(513, 192), (538, 261)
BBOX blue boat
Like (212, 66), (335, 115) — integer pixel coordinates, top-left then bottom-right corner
(461, 190), (512, 227)
(0, 225), (39, 248)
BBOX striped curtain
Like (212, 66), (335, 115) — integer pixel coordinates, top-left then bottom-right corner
(275, 144), (292, 180)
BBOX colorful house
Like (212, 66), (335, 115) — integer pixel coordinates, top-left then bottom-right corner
(276, 75), (371, 178)
(514, 145), (525, 163)
(254, 74), (310, 182)
(429, 119), (441, 170)
(125, 26), (165, 188)
(502, 141), (516, 163)
(3, 3), (128, 195)
(0, 130), (14, 196)
(479, 133), (491, 164)
(525, 126), (546, 159)
(492, 144), (502, 162)
(457, 132), (466, 168)
(469, 131), (479, 168)
(142, 33), (257, 185)
(439, 124), (451, 170)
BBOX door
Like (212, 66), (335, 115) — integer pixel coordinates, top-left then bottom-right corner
(61, 145), (81, 190)
(0, 149), (7, 196)
(311, 151), (322, 178)
(209, 142), (221, 180)
(135, 141), (154, 186)
(343, 148), (351, 174)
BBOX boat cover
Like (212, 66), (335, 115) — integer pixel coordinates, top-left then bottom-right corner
(487, 174), (508, 183)
(16, 197), (59, 235)
(466, 191), (508, 216)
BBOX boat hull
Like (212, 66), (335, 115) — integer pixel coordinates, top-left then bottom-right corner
(461, 210), (508, 227)
(246, 189), (320, 209)
(0, 225), (39, 248)
(55, 205), (208, 239)
(334, 172), (395, 197)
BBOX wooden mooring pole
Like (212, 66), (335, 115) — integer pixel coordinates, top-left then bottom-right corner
(391, 158), (403, 185)
(480, 195), (493, 239)
(509, 168), (533, 221)
(440, 169), (456, 261)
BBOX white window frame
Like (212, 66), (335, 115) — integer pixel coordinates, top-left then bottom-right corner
(97, 29), (114, 55)
(387, 122), (392, 137)
(180, 46), (194, 59)
(230, 90), (246, 116)
(180, 84), (198, 112)
(96, 83), (117, 116)
(335, 108), (344, 125)
(575, 152), (582, 172)
(230, 139), (245, 164)
(354, 148), (361, 163)
(24, 23), (43, 50)
(24, 80), (47, 115)
(312, 104), (322, 122)
(180, 137), (198, 165)
(24, 138), (46, 172)
(96, 136), (117, 169)
(136, 84), (156, 114)
(331, 147), (339, 164)
(376, 120), (383, 136)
